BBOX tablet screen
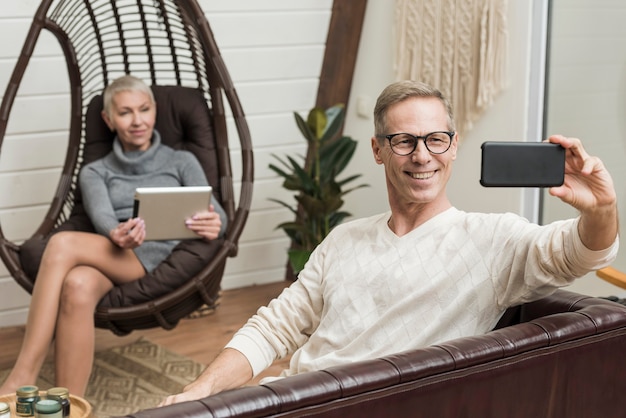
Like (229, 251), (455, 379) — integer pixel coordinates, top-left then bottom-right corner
(133, 186), (212, 240)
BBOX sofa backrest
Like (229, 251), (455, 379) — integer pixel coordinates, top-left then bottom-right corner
(125, 290), (626, 417)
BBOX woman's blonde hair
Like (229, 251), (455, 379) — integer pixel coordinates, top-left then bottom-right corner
(102, 75), (155, 119)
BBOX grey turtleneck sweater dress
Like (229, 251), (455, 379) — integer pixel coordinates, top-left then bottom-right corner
(78, 130), (227, 272)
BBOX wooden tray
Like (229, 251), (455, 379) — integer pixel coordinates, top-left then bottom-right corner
(0, 392), (92, 418)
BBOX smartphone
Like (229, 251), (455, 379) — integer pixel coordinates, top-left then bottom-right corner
(480, 141), (565, 187)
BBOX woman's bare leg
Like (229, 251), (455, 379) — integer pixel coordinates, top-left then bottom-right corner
(0, 231), (145, 394)
(55, 266), (114, 396)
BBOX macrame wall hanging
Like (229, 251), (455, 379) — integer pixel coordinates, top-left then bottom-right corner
(394, 0), (509, 136)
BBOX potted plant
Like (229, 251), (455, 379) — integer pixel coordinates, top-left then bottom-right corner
(269, 104), (368, 277)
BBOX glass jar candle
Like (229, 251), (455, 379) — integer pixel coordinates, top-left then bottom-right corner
(0, 401), (10, 418)
(16, 385), (40, 417)
(46, 387), (70, 418)
(34, 399), (62, 418)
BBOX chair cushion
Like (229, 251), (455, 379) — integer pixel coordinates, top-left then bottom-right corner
(82, 85), (221, 202)
(19, 85), (223, 308)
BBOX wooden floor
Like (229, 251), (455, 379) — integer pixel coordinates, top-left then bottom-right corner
(0, 280), (292, 385)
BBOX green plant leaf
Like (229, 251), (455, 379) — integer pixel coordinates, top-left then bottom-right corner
(276, 222), (305, 244)
(268, 162), (294, 180)
(284, 155), (314, 191)
(329, 211), (352, 227)
(269, 104), (370, 278)
(288, 249), (312, 275)
(320, 105), (345, 144)
(268, 198), (297, 215)
(295, 193), (328, 215)
(319, 137), (358, 182)
(336, 174), (365, 188)
(306, 107), (328, 139)
(295, 111), (317, 143)
(340, 183), (370, 196)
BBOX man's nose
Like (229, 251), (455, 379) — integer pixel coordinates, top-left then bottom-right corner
(411, 140), (431, 162)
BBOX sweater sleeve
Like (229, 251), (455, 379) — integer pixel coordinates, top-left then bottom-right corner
(79, 162), (120, 237)
(225, 238), (327, 376)
(178, 150), (228, 237)
(490, 215), (619, 308)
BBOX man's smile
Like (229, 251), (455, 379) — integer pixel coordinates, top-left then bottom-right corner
(408, 170), (435, 180)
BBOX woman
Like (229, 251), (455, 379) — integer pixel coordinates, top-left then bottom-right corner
(0, 75), (226, 397)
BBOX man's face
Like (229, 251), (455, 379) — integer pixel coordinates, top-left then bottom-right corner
(371, 97), (458, 211)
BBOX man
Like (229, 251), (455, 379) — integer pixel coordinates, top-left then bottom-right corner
(161, 80), (618, 405)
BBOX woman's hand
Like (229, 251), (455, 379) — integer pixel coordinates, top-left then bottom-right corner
(109, 218), (146, 249)
(185, 204), (222, 241)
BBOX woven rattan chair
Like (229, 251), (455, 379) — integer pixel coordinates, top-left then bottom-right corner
(0, 0), (253, 335)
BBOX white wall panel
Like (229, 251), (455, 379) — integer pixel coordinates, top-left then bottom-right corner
(1, 1), (42, 17)
(0, 278), (31, 310)
(0, 307), (28, 328)
(207, 12), (331, 48)
(233, 80), (319, 115)
(0, 26), (60, 59)
(199, 0), (332, 13)
(5, 96), (71, 134)
(227, 113), (305, 151)
(223, 267), (286, 290)
(0, 206), (48, 243)
(0, 169), (61, 209)
(0, 58), (69, 96)
(224, 239), (291, 276)
(223, 46), (325, 82)
(0, 1), (333, 326)
(0, 133), (68, 172)
(235, 209), (292, 242)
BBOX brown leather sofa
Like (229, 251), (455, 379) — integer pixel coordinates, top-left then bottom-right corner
(123, 289), (626, 418)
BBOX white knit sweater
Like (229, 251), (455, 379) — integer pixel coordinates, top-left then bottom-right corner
(227, 208), (618, 378)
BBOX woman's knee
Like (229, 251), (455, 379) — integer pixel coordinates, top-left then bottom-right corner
(43, 231), (82, 263)
(59, 268), (111, 313)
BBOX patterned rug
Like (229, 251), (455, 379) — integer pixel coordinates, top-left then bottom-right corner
(0, 338), (204, 417)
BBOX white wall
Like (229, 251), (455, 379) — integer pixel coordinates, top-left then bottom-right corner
(343, 0), (540, 217)
(0, 0), (549, 327)
(542, 0), (626, 297)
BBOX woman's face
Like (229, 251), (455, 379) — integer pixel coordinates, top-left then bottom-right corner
(102, 90), (156, 152)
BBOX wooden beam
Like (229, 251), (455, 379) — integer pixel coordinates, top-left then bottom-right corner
(284, 0), (368, 281)
(316, 0), (368, 110)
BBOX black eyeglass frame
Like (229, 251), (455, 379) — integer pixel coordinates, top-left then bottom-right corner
(382, 131), (455, 155)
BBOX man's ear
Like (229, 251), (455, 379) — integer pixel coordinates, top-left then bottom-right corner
(450, 132), (459, 160)
(371, 136), (384, 165)
(101, 110), (114, 132)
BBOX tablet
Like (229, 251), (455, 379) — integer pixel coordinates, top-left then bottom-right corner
(133, 186), (212, 240)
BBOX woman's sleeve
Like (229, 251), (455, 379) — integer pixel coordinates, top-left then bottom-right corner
(79, 164), (119, 237)
(179, 151), (228, 237)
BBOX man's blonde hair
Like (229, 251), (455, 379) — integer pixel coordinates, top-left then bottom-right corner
(373, 80), (455, 138)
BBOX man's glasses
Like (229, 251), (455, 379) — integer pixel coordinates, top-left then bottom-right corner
(382, 131), (455, 155)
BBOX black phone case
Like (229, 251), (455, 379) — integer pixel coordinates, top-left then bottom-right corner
(480, 141), (565, 187)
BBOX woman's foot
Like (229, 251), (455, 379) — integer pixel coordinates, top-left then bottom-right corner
(0, 371), (36, 395)
(0, 381), (18, 396)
